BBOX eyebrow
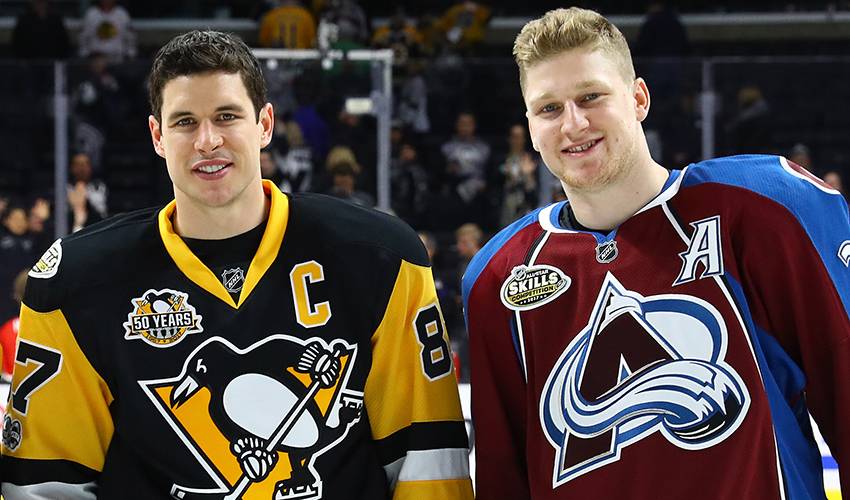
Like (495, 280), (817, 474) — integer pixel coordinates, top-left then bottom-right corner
(528, 80), (608, 105)
(166, 104), (247, 124)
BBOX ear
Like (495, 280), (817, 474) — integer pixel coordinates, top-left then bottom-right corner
(149, 115), (166, 159)
(633, 77), (651, 122)
(258, 103), (275, 149)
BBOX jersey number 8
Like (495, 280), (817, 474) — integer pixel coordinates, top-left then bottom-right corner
(413, 303), (453, 381)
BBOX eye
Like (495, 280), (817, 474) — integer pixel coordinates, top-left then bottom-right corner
(219, 113), (237, 121)
(581, 93), (601, 103)
(174, 117), (195, 127)
(539, 103), (560, 114)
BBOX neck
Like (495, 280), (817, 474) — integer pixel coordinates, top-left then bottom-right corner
(566, 155), (669, 231)
(173, 183), (269, 240)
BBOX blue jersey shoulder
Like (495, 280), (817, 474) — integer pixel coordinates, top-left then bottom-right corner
(683, 153), (850, 318)
(461, 206), (545, 315)
(682, 154), (842, 208)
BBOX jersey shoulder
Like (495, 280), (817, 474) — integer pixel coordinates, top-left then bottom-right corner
(462, 207), (545, 305)
(25, 207), (161, 312)
(288, 192), (428, 266)
(682, 154), (840, 203)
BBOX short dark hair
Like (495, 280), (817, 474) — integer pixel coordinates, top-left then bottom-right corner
(148, 30), (267, 124)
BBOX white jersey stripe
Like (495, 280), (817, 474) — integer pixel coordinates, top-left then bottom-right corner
(384, 448), (470, 488)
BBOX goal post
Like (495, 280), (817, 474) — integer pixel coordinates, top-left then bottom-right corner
(252, 48), (394, 211)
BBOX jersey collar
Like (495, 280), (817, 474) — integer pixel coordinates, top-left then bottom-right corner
(157, 180), (289, 309)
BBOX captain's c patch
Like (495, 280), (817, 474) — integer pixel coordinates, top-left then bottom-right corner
(123, 289), (204, 348)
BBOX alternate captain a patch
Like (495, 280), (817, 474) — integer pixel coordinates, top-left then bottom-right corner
(139, 335), (363, 500)
(123, 289), (204, 348)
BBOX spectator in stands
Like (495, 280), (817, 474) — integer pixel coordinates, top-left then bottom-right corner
(725, 84), (771, 154)
(397, 60), (430, 135)
(372, 8), (424, 67)
(258, 0), (317, 49)
(325, 161), (375, 207)
(391, 141), (429, 227)
(0, 270), (27, 382)
(316, 0), (369, 47)
(67, 152), (107, 232)
(634, 2), (690, 167)
(497, 124), (540, 228)
(823, 170), (846, 199)
(634, 2), (690, 57)
(435, 1), (492, 55)
(0, 205), (35, 324)
(789, 143), (813, 170)
(276, 120), (314, 193)
(70, 152), (108, 219)
(455, 222), (483, 275)
(11, 0), (71, 60)
(72, 52), (125, 168)
(78, 0), (137, 63)
(260, 149), (286, 190)
(331, 108), (376, 188)
(441, 111), (490, 203)
(27, 196), (53, 255)
(293, 70), (331, 163)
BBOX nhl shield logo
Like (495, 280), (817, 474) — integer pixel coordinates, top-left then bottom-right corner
(222, 267), (246, 293)
(595, 240), (618, 264)
(123, 289), (204, 348)
(139, 335), (363, 500)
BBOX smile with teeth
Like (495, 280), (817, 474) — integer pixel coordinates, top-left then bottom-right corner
(566, 139), (599, 153)
(198, 164), (228, 173)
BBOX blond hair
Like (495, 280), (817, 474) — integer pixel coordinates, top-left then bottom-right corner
(325, 146), (361, 174)
(513, 7), (635, 95)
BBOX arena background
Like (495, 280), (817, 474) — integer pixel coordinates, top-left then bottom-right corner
(0, 1), (845, 497)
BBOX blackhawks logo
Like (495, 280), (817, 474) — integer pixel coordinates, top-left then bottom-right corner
(123, 289), (204, 348)
(139, 335), (362, 500)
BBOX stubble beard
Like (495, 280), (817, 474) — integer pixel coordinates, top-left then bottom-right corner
(557, 137), (637, 195)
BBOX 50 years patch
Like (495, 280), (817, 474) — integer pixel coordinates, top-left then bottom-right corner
(500, 264), (571, 311)
(123, 289), (204, 348)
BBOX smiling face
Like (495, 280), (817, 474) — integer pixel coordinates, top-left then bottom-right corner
(524, 48), (650, 194)
(149, 71), (273, 212)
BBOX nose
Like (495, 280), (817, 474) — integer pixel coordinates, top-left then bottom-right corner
(559, 102), (590, 139)
(194, 119), (223, 154)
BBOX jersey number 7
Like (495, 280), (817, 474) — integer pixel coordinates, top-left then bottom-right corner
(11, 340), (63, 415)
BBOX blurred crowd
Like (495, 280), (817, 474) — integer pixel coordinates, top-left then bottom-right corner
(2, 0), (850, 382)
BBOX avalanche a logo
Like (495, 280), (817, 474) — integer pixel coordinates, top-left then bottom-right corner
(539, 273), (750, 488)
(139, 335), (362, 500)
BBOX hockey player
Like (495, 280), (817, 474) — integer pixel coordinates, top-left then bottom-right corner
(1, 31), (473, 499)
(463, 7), (849, 500)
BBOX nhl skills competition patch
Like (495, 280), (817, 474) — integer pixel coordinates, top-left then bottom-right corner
(29, 239), (62, 279)
(123, 289), (204, 348)
(501, 264), (571, 311)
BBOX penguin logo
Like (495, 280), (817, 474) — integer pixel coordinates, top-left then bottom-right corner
(139, 335), (363, 500)
(123, 289), (204, 348)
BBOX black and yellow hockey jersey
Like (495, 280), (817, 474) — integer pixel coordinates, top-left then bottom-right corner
(1, 181), (473, 500)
